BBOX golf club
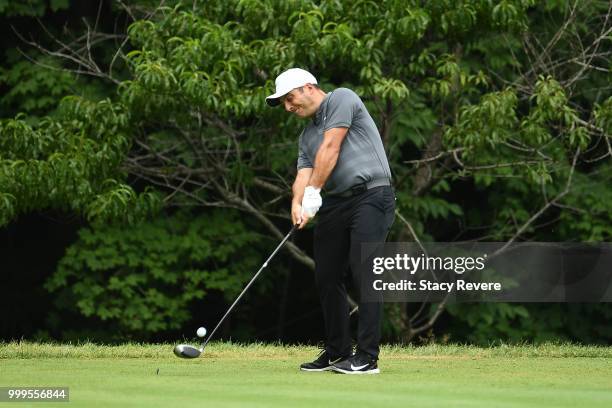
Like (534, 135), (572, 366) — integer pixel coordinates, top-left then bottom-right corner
(174, 223), (298, 358)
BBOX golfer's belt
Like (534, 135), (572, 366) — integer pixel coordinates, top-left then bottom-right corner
(332, 178), (391, 198)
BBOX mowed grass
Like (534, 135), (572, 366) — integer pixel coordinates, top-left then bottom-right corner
(1, 342), (611, 408)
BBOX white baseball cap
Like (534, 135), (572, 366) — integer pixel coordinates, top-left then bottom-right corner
(266, 68), (318, 107)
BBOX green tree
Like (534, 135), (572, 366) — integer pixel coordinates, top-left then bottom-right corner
(1, 0), (611, 342)
(45, 209), (260, 339)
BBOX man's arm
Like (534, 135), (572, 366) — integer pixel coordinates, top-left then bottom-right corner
(307, 127), (349, 188)
(292, 167), (312, 227)
(294, 127), (348, 229)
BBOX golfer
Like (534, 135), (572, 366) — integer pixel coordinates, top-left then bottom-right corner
(266, 68), (395, 374)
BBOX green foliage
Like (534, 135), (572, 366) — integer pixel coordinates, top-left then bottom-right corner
(1, 0), (610, 344)
(0, 54), (75, 120)
(0, 96), (161, 226)
(594, 97), (612, 134)
(399, 189), (463, 221)
(45, 210), (259, 337)
(445, 88), (518, 149)
(446, 303), (612, 345)
(556, 169), (612, 241)
(0, 0), (68, 17)
(446, 303), (531, 344)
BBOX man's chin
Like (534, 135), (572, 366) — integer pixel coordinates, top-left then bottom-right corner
(294, 110), (311, 118)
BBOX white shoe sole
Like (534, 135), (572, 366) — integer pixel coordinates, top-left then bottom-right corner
(300, 366), (333, 372)
(331, 367), (380, 375)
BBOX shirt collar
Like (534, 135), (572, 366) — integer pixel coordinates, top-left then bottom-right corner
(312, 92), (331, 126)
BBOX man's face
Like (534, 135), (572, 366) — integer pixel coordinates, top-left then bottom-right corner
(281, 85), (317, 118)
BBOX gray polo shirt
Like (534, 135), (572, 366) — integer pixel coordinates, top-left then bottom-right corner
(297, 88), (392, 195)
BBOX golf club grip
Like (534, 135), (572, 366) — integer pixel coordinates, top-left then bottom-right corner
(202, 225), (298, 349)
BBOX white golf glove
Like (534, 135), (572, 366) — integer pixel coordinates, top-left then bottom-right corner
(301, 186), (322, 217)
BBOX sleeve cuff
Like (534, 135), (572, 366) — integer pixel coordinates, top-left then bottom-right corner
(323, 122), (351, 132)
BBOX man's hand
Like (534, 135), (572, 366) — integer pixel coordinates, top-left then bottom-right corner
(301, 186), (322, 220)
(292, 168), (313, 229)
(292, 201), (312, 229)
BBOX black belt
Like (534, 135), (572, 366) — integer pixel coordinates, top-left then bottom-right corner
(330, 178), (391, 198)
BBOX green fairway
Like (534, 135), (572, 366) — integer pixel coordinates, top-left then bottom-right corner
(1, 343), (611, 408)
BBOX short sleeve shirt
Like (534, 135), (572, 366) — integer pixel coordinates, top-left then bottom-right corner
(297, 88), (392, 195)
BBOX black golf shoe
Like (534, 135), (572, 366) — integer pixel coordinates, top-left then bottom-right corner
(331, 352), (380, 374)
(300, 349), (348, 372)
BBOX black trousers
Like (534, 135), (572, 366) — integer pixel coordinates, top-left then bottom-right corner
(313, 185), (395, 359)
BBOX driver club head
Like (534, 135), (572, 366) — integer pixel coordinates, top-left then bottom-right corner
(173, 344), (203, 359)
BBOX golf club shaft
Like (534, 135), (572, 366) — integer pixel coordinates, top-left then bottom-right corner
(201, 224), (298, 349)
